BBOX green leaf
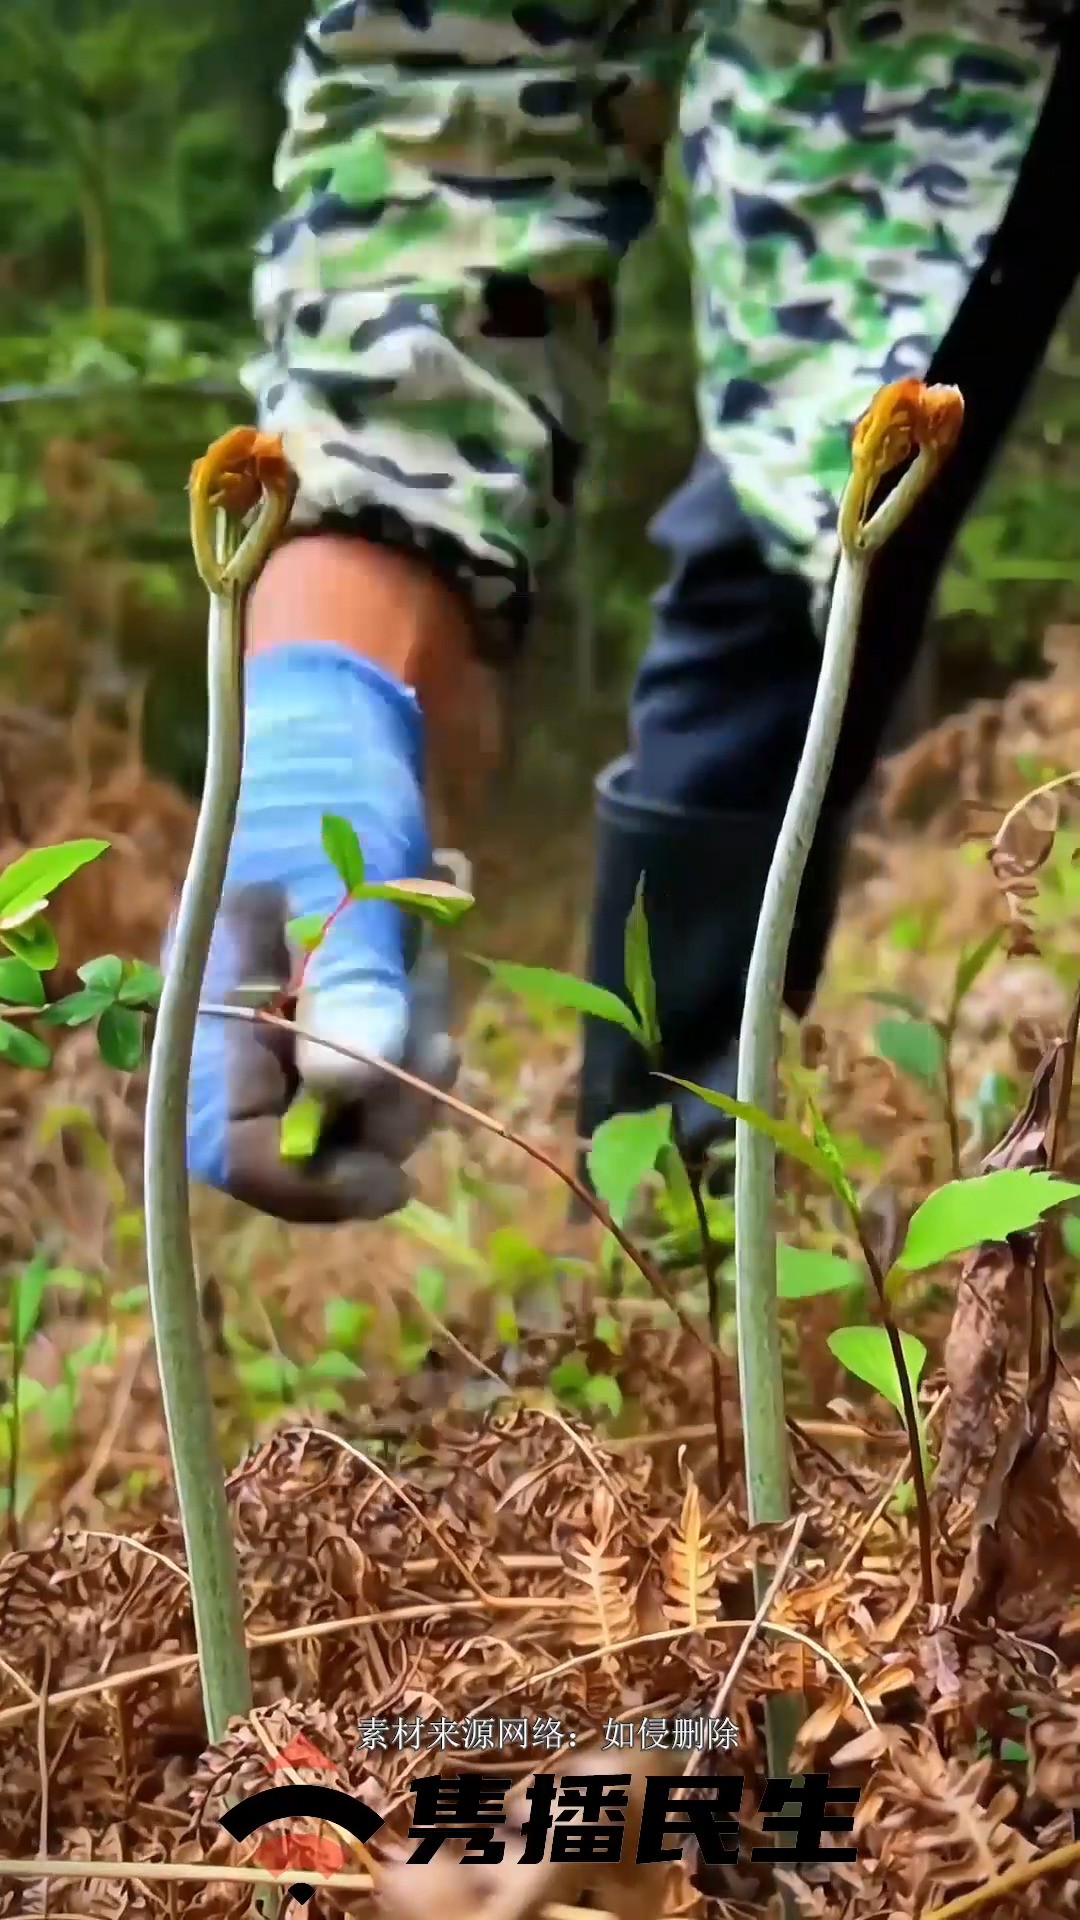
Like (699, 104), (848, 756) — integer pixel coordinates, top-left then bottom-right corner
(117, 960), (163, 1009)
(43, 1382), (79, 1443)
(588, 1106), (672, 1228)
(0, 840), (109, 923)
(113, 1285), (150, 1313)
(8, 1377), (49, 1416)
(11, 1251), (50, 1354)
(45, 1267), (94, 1294)
(866, 990), (926, 1019)
(0, 1019), (51, 1070)
(323, 1297), (374, 1349)
(2, 916), (59, 971)
(305, 1350), (365, 1382)
(241, 1353), (298, 1400)
(593, 1312), (623, 1355)
(494, 1295), (519, 1346)
(78, 954), (124, 996)
(397, 1328), (433, 1374)
(895, 1170), (1080, 1273)
(951, 928), (1002, 1010)
(42, 987), (113, 1027)
(583, 1373), (623, 1420)
(662, 1078), (829, 1182)
(0, 958), (45, 1007)
(777, 1245), (863, 1300)
(96, 1005), (144, 1072)
(624, 876), (660, 1052)
(485, 1227), (551, 1294)
(393, 1199), (486, 1274)
(828, 1325), (927, 1420)
(889, 910), (932, 952)
(114, 1210), (145, 1248)
(280, 1091), (325, 1161)
(358, 878), (474, 926)
(875, 1016), (946, 1088)
(471, 958), (645, 1043)
(286, 911), (327, 953)
(550, 1353), (591, 1400)
(415, 1265), (447, 1318)
(321, 815), (365, 893)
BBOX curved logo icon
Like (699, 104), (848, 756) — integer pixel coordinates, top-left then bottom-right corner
(220, 1785), (382, 1905)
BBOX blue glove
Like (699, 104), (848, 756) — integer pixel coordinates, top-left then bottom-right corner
(183, 643), (457, 1223)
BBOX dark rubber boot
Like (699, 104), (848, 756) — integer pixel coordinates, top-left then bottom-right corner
(576, 754), (846, 1164)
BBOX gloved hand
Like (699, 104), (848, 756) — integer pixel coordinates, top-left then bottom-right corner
(182, 642), (458, 1224)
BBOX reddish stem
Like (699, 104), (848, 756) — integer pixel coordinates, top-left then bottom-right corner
(271, 893), (348, 1015)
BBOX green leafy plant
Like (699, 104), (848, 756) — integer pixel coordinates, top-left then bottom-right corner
(278, 814), (474, 1161)
(888, 1170), (1080, 1283)
(0, 842), (163, 1073)
(828, 1325), (928, 1434)
(828, 1324), (931, 1513)
(872, 926), (1002, 1175)
(776, 1245), (863, 1301)
(0, 1252), (122, 1531)
(549, 1352), (624, 1422)
(586, 1105), (673, 1231)
(476, 880), (731, 1473)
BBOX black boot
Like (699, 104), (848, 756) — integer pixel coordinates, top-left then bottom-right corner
(576, 754), (847, 1166)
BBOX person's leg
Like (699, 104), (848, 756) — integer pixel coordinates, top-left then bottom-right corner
(579, 4), (1080, 1158)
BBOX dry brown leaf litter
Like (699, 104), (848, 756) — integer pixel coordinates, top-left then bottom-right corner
(7, 642), (1080, 1914)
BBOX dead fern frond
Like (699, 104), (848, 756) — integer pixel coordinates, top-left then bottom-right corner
(563, 1486), (638, 1669)
(987, 771), (1080, 955)
(662, 1473), (721, 1629)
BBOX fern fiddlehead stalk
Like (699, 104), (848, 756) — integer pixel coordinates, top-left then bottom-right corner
(732, 380), (963, 1764)
(144, 429), (293, 1741)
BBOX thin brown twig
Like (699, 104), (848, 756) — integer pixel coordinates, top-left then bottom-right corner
(920, 1835), (1080, 1920)
(203, 1003), (724, 1370)
(467, 1615), (875, 1726)
(681, 1512), (808, 1778)
(606, 1419), (894, 1452)
(0, 1650), (39, 1705)
(61, 1337), (149, 1518)
(276, 1425), (494, 1606)
(0, 1593), (576, 1736)
(412, 1304), (633, 1522)
(835, 1388), (948, 1580)
(0, 1856), (622, 1920)
(1027, 986), (1080, 1395)
(73, 1528), (187, 1582)
(0, 1858), (374, 1894)
(37, 1649), (50, 1860)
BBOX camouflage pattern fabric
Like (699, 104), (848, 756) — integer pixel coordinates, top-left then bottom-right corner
(244, 1), (1060, 656)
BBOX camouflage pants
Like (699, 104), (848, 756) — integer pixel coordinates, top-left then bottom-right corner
(245, 1), (1061, 658)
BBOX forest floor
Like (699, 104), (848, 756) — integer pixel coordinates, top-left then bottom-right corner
(4, 628), (1080, 1919)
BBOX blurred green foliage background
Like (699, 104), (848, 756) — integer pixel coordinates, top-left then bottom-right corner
(2, 0), (1079, 795)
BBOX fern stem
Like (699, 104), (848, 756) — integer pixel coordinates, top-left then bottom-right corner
(732, 382), (963, 1797)
(144, 436), (292, 1742)
(733, 546), (868, 1528)
(143, 515), (251, 1741)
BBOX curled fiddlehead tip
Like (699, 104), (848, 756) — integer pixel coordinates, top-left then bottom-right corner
(839, 377), (964, 553)
(189, 426), (296, 592)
